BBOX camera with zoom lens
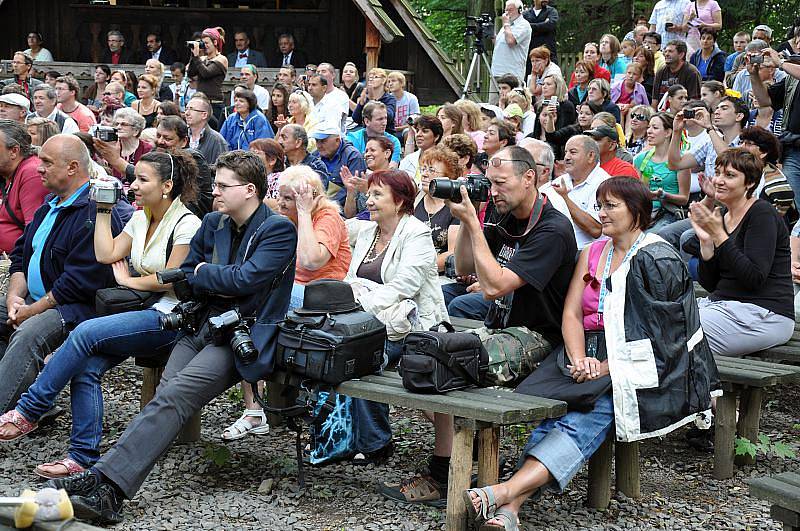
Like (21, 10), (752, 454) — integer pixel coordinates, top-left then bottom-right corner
(208, 309), (258, 365)
(157, 268), (206, 334)
(429, 175), (491, 203)
(465, 13), (494, 40)
(407, 113), (421, 126)
(89, 178), (123, 205)
(186, 40), (206, 51)
(92, 125), (118, 142)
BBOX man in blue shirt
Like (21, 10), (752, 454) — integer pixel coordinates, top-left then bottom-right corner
(346, 101), (402, 166)
(0, 134), (129, 414)
(312, 122), (367, 206)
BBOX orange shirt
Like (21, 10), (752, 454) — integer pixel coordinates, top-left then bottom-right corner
(294, 208), (352, 285)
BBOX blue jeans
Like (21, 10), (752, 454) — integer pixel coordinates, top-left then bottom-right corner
(351, 340), (404, 454)
(442, 283), (492, 321)
(782, 145), (800, 211)
(520, 393), (615, 491)
(16, 309), (178, 468)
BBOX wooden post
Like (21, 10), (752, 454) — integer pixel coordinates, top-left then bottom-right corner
(615, 441), (640, 499)
(586, 433), (613, 509)
(446, 418), (475, 531)
(265, 381), (298, 428)
(140, 367), (163, 410)
(178, 413), (202, 443)
(713, 386), (738, 479)
(735, 387), (763, 466)
(476, 425), (500, 487)
(365, 18), (382, 73)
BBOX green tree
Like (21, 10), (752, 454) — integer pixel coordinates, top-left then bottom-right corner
(410, 0), (470, 57)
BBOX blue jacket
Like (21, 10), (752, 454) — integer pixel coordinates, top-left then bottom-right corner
(317, 139), (367, 205)
(300, 152), (330, 188)
(181, 204), (297, 381)
(9, 185), (132, 328)
(689, 46), (727, 83)
(219, 109), (274, 151)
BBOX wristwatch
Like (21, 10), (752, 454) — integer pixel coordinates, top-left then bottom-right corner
(779, 58), (787, 70)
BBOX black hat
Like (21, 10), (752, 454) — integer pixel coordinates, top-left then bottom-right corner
(585, 124), (619, 142)
(293, 279), (362, 315)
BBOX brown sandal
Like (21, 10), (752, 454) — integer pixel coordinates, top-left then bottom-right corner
(0, 410), (37, 441)
(380, 474), (446, 507)
(34, 457), (86, 479)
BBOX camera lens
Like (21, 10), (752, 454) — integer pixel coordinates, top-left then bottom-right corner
(429, 178), (462, 203)
(160, 312), (184, 331)
(231, 329), (258, 364)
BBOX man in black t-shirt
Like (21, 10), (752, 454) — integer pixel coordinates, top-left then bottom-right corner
(380, 145), (577, 507)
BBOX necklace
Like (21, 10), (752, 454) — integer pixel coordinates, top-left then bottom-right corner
(363, 227), (391, 263)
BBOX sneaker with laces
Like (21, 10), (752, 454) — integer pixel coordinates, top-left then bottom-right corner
(44, 470), (101, 497)
(70, 482), (124, 525)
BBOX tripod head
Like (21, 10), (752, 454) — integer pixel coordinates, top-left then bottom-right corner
(465, 13), (494, 55)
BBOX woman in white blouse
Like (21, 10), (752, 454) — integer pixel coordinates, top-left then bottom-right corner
(0, 151), (201, 479)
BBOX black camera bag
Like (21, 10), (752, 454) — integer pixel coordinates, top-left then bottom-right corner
(399, 322), (488, 393)
(276, 311), (386, 385)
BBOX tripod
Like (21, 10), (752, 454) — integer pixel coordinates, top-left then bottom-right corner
(461, 38), (499, 100)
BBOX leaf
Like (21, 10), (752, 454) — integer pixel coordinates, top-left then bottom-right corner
(735, 437), (757, 459)
(771, 442), (797, 459)
(758, 433), (770, 445)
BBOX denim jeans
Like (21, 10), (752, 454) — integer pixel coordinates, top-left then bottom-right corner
(16, 309), (178, 467)
(782, 145), (800, 211)
(442, 283), (492, 321)
(0, 298), (66, 414)
(351, 339), (404, 454)
(520, 392), (615, 491)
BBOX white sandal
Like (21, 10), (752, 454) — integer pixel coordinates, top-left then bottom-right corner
(221, 409), (270, 441)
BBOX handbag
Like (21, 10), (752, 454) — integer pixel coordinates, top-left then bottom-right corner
(399, 322), (488, 393)
(514, 331), (612, 411)
(276, 310), (387, 385)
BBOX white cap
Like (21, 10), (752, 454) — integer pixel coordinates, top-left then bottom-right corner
(0, 93), (30, 109)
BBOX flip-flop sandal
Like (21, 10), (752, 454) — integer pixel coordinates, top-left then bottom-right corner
(479, 507), (520, 531)
(463, 486), (498, 527)
(0, 410), (37, 442)
(34, 457), (86, 480)
(221, 409), (270, 441)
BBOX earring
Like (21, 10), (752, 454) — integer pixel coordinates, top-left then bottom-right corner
(162, 193), (168, 199)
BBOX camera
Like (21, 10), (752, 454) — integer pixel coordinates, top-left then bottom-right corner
(750, 54), (764, 65)
(157, 268), (206, 334)
(407, 113), (421, 126)
(429, 175), (491, 203)
(465, 13), (494, 53)
(683, 109), (696, 119)
(89, 178), (123, 205)
(444, 254), (457, 279)
(780, 50), (800, 64)
(186, 40), (206, 51)
(92, 125), (117, 142)
(544, 97), (559, 107)
(208, 309), (258, 364)
(474, 152), (489, 172)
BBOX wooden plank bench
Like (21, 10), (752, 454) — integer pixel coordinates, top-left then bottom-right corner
(752, 323), (800, 364)
(749, 472), (800, 531)
(0, 507), (103, 531)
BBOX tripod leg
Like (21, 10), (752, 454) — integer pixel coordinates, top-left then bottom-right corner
(462, 53), (481, 99)
(481, 53), (499, 99)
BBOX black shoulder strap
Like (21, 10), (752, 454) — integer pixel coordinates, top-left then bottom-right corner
(165, 212), (194, 265)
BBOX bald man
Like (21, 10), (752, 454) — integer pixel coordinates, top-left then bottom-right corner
(0, 135), (132, 415)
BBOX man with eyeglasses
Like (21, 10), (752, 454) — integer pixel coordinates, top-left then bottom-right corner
(55, 76), (96, 133)
(185, 94), (228, 165)
(30, 85), (79, 134)
(383, 146), (575, 505)
(2, 52), (41, 100)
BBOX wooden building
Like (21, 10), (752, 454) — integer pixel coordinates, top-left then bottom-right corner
(0, 0), (464, 103)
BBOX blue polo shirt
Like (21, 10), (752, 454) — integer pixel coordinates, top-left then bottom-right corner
(27, 182), (90, 301)
(346, 129), (402, 163)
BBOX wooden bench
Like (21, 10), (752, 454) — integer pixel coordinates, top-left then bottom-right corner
(752, 323), (800, 364)
(749, 472), (800, 531)
(0, 507), (103, 531)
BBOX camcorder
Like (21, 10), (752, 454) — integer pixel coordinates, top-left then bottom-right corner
(465, 13), (494, 41)
(89, 179), (123, 204)
(157, 268), (207, 334)
(92, 125), (117, 142)
(429, 174), (491, 203)
(186, 40), (206, 51)
(208, 309), (258, 365)
(683, 109), (696, 119)
(406, 113), (421, 126)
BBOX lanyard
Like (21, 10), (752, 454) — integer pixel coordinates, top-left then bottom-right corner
(597, 233), (645, 316)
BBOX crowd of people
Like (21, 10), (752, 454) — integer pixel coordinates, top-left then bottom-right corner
(0, 4), (796, 529)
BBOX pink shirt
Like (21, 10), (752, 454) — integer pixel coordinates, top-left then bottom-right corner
(582, 238), (610, 331)
(59, 102), (97, 133)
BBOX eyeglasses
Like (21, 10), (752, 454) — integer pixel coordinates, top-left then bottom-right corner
(185, 107), (206, 113)
(631, 113), (648, 121)
(593, 201), (621, 211)
(488, 157), (533, 169)
(211, 182), (250, 191)
(113, 122), (132, 128)
(102, 91), (115, 96)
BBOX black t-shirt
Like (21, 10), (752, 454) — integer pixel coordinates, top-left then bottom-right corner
(769, 79), (800, 134)
(484, 200), (577, 344)
(414, 201), (460, 255)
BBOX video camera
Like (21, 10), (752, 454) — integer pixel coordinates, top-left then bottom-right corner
(429, 174), (491, 203)
(208, 309), (258, 365)
(88, 179), (123, 205)
(465, 13), (494, 53)
(157, 268), (206, 334)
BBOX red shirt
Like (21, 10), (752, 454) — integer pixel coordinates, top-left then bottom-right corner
(569, 64), (611, 89)
(0, 156), (49, 253)
(601, 157), (640, 180)
(111, 51), (121, 65)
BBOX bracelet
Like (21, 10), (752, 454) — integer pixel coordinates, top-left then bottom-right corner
(45, 293), (56, 307)
(97, 208), (112, 214)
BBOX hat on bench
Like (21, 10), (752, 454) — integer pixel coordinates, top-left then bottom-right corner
(293, 279), (362, 315)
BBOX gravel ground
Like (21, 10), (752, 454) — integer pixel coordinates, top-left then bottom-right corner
(0, 358), (797, 530)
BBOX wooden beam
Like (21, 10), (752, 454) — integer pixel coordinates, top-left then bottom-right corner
(365, 17), (381, 72)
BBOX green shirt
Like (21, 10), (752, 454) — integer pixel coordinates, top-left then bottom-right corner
(634, 149), (679, 209)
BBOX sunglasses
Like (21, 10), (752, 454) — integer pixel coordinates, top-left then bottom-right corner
(488, 157), (533, 169)
(631, 113), (648, 121)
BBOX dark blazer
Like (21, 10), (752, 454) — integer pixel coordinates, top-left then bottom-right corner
(269, 49), (308, 69)
(141, 47), (178, 66)
(181, 205), (297, 379)
(9, 185), (132, 328)
(100, 47), (135, 65)
(523, 5), (559, 62)
(226, 49), (269, 69)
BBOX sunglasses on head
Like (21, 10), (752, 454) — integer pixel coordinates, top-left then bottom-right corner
(488, 157), (534, 169)
(631, 113), (647, 121)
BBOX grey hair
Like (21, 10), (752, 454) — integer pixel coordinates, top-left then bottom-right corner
(745, 39), (768, 52)
(284, 123), (308, 150)
(506, 0), (524, 11)
(572, 135), (601, 164)
(278, 33), (295, 44)
(32, 84), (57, 101)
(0, 119), (34, 158)
(113, 107), (146, 135)
(107, 30), (125, 43)
(519, 138), (554, 174)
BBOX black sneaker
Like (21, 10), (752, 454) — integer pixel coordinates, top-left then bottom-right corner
(44, 470), (100, 497)
(70, 483), (124, 525)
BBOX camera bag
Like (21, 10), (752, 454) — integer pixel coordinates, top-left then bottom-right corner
(399, 322), (488, 393)
(276, 310), (386, 385)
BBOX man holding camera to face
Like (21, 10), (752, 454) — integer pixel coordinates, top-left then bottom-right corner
(46, 151), (297, 524)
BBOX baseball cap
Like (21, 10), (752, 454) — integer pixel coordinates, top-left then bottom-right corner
(309, 122), (341, 140)
(504, 103), (524, 119)
(753, 24), (773, 38)
(478, 103), (504, 120)
(585, 125), (619, 142)
(0, 93), (30, 109)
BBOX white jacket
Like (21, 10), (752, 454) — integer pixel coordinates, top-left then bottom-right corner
(345, 215), (448, 334)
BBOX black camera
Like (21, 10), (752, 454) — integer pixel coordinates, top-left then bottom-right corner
(444, 254), (457, 279)
(750, 54), (764, 65)
(474, 152), (489, 172)
(157, 268), (206, 334)
(92, 125), (118, 142)
(186, 40), (206, 51)
(683, 109), (696, 119)
(465, 13), (494, 53)
(208, 309), (258, 365)
(407, 113), (420, 126)
(429, 175), (491, 203)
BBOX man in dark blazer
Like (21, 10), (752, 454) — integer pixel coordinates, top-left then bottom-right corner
(226, 31), (268, 68)
(524, 0), (560, 64)
(270, 33), (307, 69)
(46, 151), (298, 525)
(100, 30), (134, 65)
(140, 32), (177, 66)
